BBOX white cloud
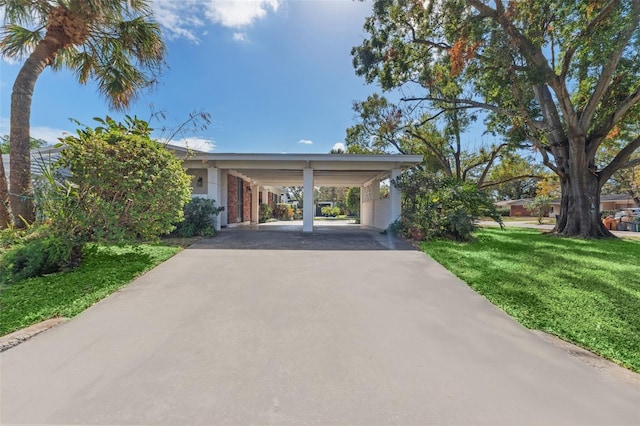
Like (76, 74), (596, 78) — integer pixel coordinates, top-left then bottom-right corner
(31, 126), (72, 144)
(298, 139), (313, 145)
(152, 0), (281, 42)
(332, 142), (345, 152)
(204, 0), (279, 28)
(0, 118), (69, 144)
(232, 32), (247, 42)
(152, 1), (205, 42)
(163, 137), (217, 152)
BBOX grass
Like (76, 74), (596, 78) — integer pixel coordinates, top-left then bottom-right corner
(313, 215), (354, 221)
(422, 227), (640, 372)
(486, 215), (557, 224)
(0, 243), (181, 336)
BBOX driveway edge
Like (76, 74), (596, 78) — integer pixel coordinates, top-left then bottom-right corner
(0, 318), (68, 353)
(532, 330), (640, 387)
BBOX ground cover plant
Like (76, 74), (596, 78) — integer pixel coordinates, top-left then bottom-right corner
(422, 228), (640, 372)
(0, 244), (179, 336)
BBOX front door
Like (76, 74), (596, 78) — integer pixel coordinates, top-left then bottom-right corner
(237, 177), (243, 223)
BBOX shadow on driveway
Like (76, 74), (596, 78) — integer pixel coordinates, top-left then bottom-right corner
(192, 227), (416, 251)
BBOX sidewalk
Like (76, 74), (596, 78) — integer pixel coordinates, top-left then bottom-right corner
(479, 219), (640, 238)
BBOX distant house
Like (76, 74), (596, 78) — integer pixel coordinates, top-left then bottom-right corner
(2, 146), (61, 185)
(496, 199), (533, 217)
(549, 194), (636, 216)
(497, 194), (637, 217)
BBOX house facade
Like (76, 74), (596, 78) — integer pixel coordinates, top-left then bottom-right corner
(3, 146), (422, 232)
(497, 194), (638, 217)
(174, 149), (422, 232)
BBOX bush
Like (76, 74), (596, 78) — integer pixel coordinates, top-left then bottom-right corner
(172, 197), (223, 237)
(527, 195), (552, 224)
(52, 115), (192, 243)
(346, 187), (361, 216)
(259, 203), (273, 223)
(0, 234), (78, 284)
(496, 207), (511, 217)
(392, 168), (502, 241)
(273, 203), (294, 220)
(321, 206), (341, 217)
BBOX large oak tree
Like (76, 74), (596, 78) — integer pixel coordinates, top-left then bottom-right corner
(353, 0), (640, 237)
(0, 0), (165, 228)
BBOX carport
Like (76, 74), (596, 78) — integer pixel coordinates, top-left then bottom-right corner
(178, 152), (423, 232)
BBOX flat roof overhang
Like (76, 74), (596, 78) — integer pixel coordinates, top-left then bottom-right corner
(179, 153), (424, 186)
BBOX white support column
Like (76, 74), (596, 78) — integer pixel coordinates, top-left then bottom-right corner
(303, 168), (314, 232)
(389, 169), (401, 226)
(251, 184), (259, 224)
(207, 167), (222, 231)
(220, 170), (228, 228)
(261, 189), (269, 206)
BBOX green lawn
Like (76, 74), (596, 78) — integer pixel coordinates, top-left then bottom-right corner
(0, 244), (180, 336)
(422, 228), (640, 372)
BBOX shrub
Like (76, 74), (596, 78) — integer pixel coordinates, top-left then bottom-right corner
(527, 196), (552, 224)
(273, 203), (294, 220)
(392, 168), (502, 241)
(496, 207), (511, 217)
(172, 197), (223, 237)
(321, 206), (341, 217)
(52, 115), (192, 242)
(346, 187), (361, 216)
(0, 234), (77, 284)
(259, 203), (273, 223)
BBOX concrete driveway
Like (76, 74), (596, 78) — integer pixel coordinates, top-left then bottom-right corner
(2, 228), (639, 425)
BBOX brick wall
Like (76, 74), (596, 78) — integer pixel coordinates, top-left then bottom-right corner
(227, 176), (238, 224)
(242, 182), (251, 222)
(510, 205), (529, 216)
(227, 176), (253, 223)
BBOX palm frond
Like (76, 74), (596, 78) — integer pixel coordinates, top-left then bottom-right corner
(0, 0), (51, 27)
(112, 17), (164, 68)
(95, 56), (147, 110)
(2, 0), (165, 111)
(0, 24), (43, 58)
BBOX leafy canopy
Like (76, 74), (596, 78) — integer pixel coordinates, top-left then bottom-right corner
(49, 116), (192, 242)
(0, 0), (166, 110)
(352, 0), (640, 185)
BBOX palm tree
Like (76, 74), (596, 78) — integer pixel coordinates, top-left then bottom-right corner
(0, 0), (166, 227)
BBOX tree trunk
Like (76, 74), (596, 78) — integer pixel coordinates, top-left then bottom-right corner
(555, 160), (613, 238)
(0, 152), (12, 228)
(9, 29), (64, 227)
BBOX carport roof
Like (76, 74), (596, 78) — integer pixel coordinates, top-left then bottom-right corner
(180, 151), (423, 187)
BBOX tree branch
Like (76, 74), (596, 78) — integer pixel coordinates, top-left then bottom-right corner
(406, 129), (452, 177)
(479, 174), (544, 189)
(400, 96), (516, 117)
(598, 135), (640, 184)
(587, 88), (640, 158)
(621, 157), (640, 169)
(467, 0), (556, 79)
(579, 0), (640, 130)
(477, 143), (508, 187)
(538, 144), (561, 176)
(560, 0), (621, 80)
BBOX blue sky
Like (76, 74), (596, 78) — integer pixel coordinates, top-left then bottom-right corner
(0, 0), (384, 153)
